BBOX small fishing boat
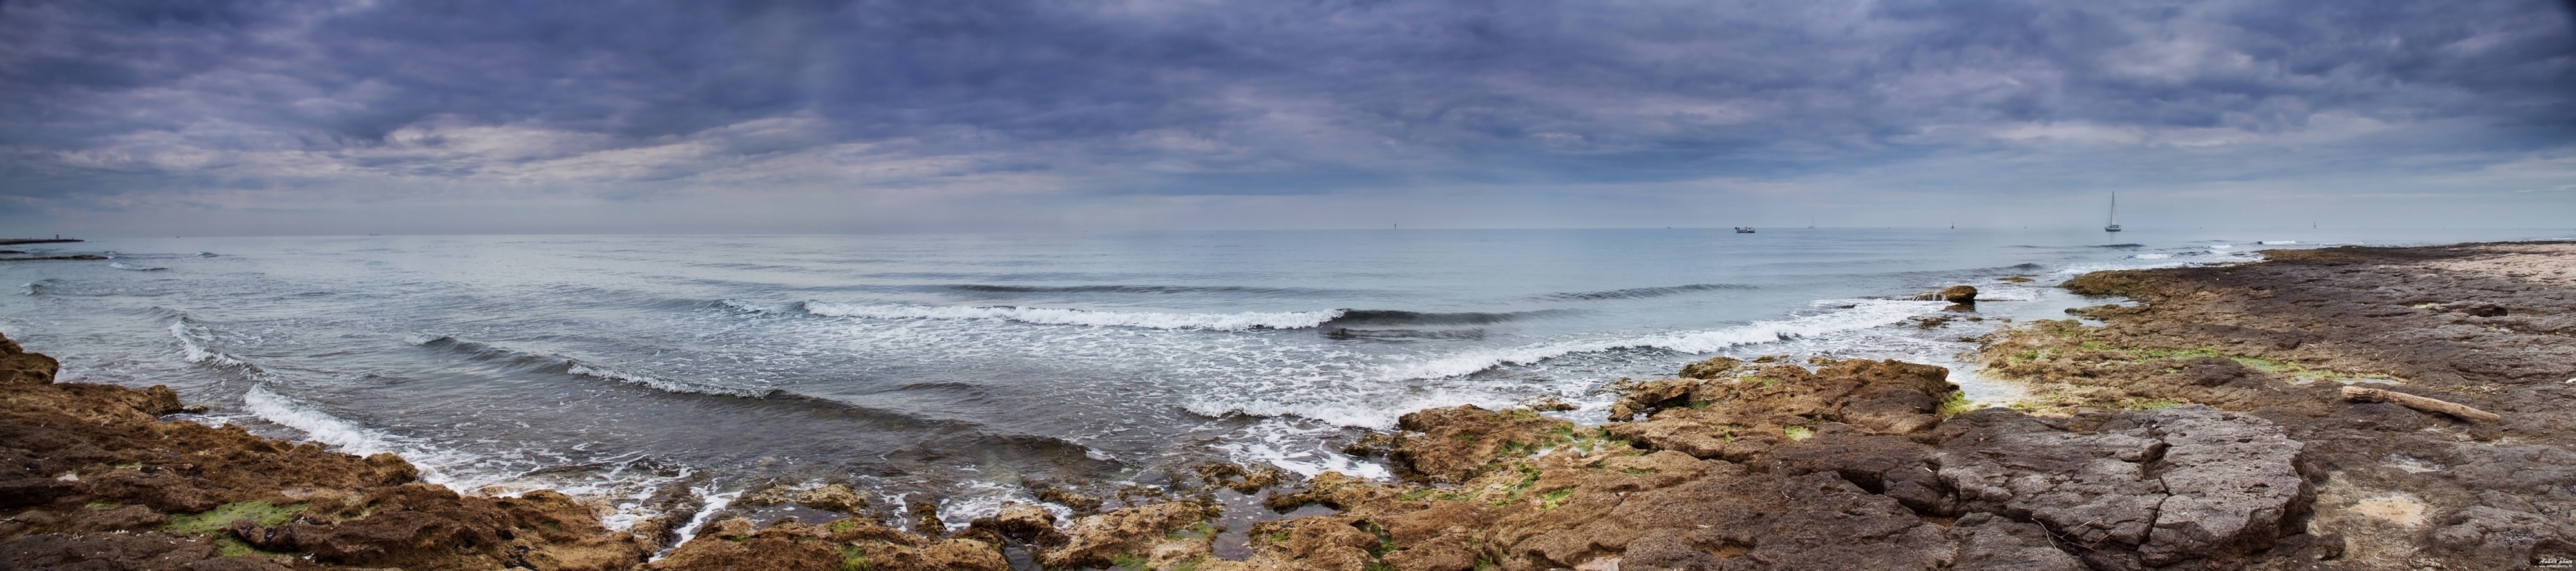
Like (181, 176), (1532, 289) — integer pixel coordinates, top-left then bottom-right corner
(1734, 227), (1756, 233)
(2103, 193), (2123, 232)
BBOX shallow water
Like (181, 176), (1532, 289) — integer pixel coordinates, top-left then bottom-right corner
(3, 227), (2565, 528)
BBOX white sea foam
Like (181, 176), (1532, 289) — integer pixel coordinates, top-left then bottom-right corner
(566, 362), (771, 398)
(108, 262), (166, 271)
(2134, 253), (2170, 259)
(1218, 418), (1394, 480)
(167, 320), (252, 369)
(1175, 299), (1956, 430)
(934, 480), (1073, 530)
(801, 302), (1342, 331)
(2210, 244), (2235, 250)
(242, 385), (471, 486)
(654, 487), (743, 561)
(1379, 299), (1948, 381)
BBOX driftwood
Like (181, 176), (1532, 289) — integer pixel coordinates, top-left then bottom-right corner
(2341, 386), (2501, 423)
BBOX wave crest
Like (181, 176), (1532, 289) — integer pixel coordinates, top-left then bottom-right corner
(799, 302), (1343, 331)
(1542, 283), (1754, 301)
(1379, 299), (1949, 380)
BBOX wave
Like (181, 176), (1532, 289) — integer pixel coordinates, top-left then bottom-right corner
(243, 385), (410, 460)
(1540, 283), (1755, 301)
(1317, 310), (1530, 328)
(2258, 241), (2297, 245)
(654, 487), (743, 561)
(565, 363), (776, 398)
(242, 385), (473, 487)
(108, 262), (167, 271)
(939, 284), (1326, 296)
(1378, 299), (1950, 380)
(408, 334), (776, 398)
(799, 302), (1342, 331)
(164, 312), (255, 370)
(1322, 328), (1487, 341)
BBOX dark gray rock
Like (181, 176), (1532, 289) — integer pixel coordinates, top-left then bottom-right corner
(1933, 406), (2306, 570)
(1947, 512), (2086, 571)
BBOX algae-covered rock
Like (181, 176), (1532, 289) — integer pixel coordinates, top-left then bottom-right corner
(0, 331), (653, 571)
(1607, 359), (1956, 460)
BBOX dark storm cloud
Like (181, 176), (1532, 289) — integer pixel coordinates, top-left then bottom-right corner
(1, 0), (2570, 225)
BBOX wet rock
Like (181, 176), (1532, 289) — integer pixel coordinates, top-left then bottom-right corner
(1604, 378), (1694, 422)
(965, 501), (1066, 548)
(2432, 301), (2508, 317)
(1911, 285), (1978, 303)
(1675, 355), (1741, 380)
(1391, 406), (1572, 483)
(1195, 462), (1289, 495)
(741, 482), (871, 514)
(1039, 500), (1216, 570)
(1517, 396), (1579, 412)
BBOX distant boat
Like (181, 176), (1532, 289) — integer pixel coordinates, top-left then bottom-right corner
(1734, 227), (1756, 233)
(2103, 193), (2123, 232)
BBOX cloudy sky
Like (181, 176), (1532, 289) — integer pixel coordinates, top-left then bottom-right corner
(3, 0), (2571, 235)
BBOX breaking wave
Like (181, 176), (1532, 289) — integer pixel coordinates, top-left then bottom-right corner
(1540, 283), (1756, 301)
(939, 284), (1327, 296)
(407, 334), (776, 398)
(242, 385), (478, 487)
(799, 302), (1343, 331)
(1379, 299), (1950, 380)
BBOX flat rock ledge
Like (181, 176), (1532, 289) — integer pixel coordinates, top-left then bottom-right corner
(1242, 356), (2315, 571)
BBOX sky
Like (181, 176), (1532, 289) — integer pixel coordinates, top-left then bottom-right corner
(3, 0), (2573, 236)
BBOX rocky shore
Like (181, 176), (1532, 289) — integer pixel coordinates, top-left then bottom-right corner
(5, 241), (2570, 570)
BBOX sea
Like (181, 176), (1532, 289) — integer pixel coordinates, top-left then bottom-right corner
(3, 227), (2566, 536)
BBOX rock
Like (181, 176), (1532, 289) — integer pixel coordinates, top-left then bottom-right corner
(1935, 406), (2307, 570)
(0, 532), (280, 571)
(1604, 378), (1696, 422)
(1039, 501), (1215, 570)
(1607, 359), (1958, 460)
(1519, 396), (1579, 412)
(1392, 406), (1573, 483)
(965, 501), (1065, 548)
(1911, 285), (1978, 303)
(1947, 513), (2085, 571)
(0, 338), (57, 386)
(647, 518), (1011, 571)
(2429, 505), (2576, 567)
(739, 482), (870, 514)
(0, 332), (650, 571)
(1676, 356), (1741, 380)
(2434, 301), (2508, 317)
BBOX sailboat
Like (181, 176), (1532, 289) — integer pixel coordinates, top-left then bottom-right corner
(2103, 193), (2123, 232)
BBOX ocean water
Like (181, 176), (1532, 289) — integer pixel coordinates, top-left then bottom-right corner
(3, 227), (2567, 530)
